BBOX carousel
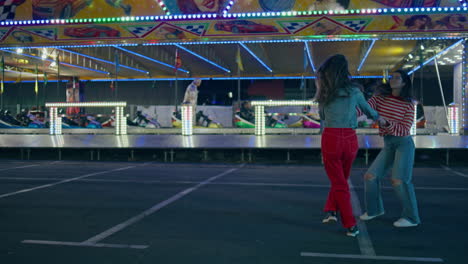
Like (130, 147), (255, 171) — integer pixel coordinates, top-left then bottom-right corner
(0, 0), (466, 162)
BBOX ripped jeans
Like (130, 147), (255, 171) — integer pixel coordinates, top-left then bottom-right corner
(364, 136), (420, 224)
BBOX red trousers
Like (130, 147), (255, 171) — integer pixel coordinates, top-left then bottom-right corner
(321, 128), (358, 228)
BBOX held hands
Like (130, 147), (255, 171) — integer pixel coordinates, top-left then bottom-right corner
(377, 117), (388, 127)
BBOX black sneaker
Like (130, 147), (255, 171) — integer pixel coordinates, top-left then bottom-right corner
(322, 211), (337, 223)
(346, 226), (360, 237)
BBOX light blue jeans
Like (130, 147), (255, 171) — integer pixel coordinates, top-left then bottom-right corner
(364, 136), (420, 224)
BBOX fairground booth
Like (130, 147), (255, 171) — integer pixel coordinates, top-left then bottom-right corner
(0, 0), (467, 162)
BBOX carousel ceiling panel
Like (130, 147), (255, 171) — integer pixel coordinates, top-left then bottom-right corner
(429, 41), (464, 66)
(263, 42), (307, 75)
(310, 41), (363, 74)
(1, 37), (460, 81)
(361, 40), (417, 74)
(107, 45), (183, 77)
(172, 44), (232, 75)
(2, 47), (111, 80)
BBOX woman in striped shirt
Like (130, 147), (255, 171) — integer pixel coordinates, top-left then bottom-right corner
(360, 70), (421, 228)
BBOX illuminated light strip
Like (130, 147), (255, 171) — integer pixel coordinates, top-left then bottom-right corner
(462, 39), (467, 131)
(357, 39), (376, 73)
(155, 0), (170, 15)
(4, 76), (386, 84)
(408, 39), (465, 75)
(114, 46), (189, 74)
(390, 37), (462, 41)
(1, 37), (462, 51)
(239, 42), (272, 73)
(57, 48), (149, 74)
(304, 41), (316, 73)
(145, 38), (379, 45)
(1, 7), (467, 27)
(222, 0), (236, 14)
(3, 36), (448, 49)
(251, 100), (315, 106)
(45, 102), (126, 107)
(1, 49), (109, 75)
(174, 44), (231, 73)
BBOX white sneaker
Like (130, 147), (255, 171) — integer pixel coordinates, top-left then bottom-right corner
(322, 211), (338, 223)
(393, 218), (418, 227)
(360, 212), (384, 221)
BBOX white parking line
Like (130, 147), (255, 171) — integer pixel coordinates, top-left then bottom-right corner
(22, 164), (244, 249)
(300, 252), (443, 262)
(442, 166), (468, 179)
(349, 179), (375, 256)
(22, 240), (148, 249)
(83, 165), (244, 244)
(0, 166), (135, 199)
(0, 164), (40, 171)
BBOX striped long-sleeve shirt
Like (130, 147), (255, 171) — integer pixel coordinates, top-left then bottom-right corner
(368, 95), (415, 137)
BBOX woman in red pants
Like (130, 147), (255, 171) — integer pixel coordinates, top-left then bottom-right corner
(315, 54), (381, 236)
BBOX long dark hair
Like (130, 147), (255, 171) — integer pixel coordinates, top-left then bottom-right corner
(376, 69), (414, 102)
(314, 54), (353, 104)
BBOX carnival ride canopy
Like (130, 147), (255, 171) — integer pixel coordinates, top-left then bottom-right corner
(0, 0), (466, 81)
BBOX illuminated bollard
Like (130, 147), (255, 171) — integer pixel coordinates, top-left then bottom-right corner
(254, 105), (265, 136)
(181, 105), (193, 136)
(55, 115), (62, 135)
(448, 103), (460, 134)
(49, 107), (59, 135)
(115, 106), (127, 135)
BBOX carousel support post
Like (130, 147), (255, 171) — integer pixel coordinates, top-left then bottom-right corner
(170, 149), (175, 162)
(175, 71), (178, 108)
(236, 43), (242, 107)
(114, 50), (119, 100)
(301, 75), (307, 100)
(434, 57), (450, 130)
(237, 65), (241, 106)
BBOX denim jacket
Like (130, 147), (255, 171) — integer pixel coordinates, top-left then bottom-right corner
(319, 86), (379, 129)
